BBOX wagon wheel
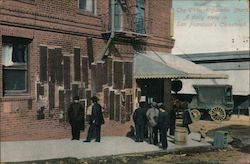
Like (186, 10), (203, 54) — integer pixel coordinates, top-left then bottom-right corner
(209, 106), (226, 121)
(191, 109), (201, 121)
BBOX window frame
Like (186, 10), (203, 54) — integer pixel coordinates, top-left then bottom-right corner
(2, 36), (30, 96)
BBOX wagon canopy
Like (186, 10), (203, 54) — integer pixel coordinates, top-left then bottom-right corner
(133, 51), (228, 79)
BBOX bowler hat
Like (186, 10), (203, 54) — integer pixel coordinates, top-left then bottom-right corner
(91, 96), (99, 102)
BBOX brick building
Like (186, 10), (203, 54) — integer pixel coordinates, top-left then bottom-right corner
(0, 0), (175, 141)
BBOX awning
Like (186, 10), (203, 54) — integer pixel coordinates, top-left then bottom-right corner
(133, 51), (228, 79)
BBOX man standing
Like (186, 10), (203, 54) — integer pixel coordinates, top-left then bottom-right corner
(84, 96), (104, 142)
(158, 107), (170, 150)
(183, 107), (192, 134)
(68, 96), (85, 140)
(146, 102), (159, 145)
(133, 102), (146, 142)
(168, 99), (180, 136)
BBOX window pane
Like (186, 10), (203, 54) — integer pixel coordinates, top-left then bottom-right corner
(79, 0), (94, 12)
(12, 42), (27, 63)
(136, 0), (145, 33)
(79, 0), (86, 9)
(114, 0), (121, 31)
(86, 0), (93, 11)
(4, 69), (27, 92)
(2, 44), (14, 66)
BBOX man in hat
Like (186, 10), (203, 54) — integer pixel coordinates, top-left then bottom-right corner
(182, 107), (192, 134)
(68, 96), (85, 140)
(84, 96), (104, 142)
(146, 102), (159, 145)
(158, 107), (170, 150)
(133, 102), (147, 142)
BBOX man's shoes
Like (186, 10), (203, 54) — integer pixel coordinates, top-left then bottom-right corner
(162, 147), (168, 150)
(83, 140), (90, 142)
(135, 140), (139, 142)
(139, 140), (143, 142)
(95, 140), (100, 142)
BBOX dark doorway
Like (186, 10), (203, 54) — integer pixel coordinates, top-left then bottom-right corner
(137, 79), (164, 103)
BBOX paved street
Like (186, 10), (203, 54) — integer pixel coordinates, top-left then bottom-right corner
(0, 133), (210, 163)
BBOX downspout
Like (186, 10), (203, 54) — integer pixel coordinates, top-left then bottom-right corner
(98, 0), (116, 62)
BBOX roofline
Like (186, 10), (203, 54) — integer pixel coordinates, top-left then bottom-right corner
(175, 50), (250, 62)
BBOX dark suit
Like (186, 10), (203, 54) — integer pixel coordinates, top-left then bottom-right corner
(169, 109), (176, 135)
(68, 102), (85, 140)
(133, 107), (146, 142)
(183, 109), (192, 134)
(158, 111), (170, 149)
(86, 102), (104, 142)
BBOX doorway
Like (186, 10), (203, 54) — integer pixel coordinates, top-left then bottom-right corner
(137, 79), (164, 103)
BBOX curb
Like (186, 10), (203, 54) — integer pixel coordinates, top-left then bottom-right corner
(80, 145), (214, 163)
(2, 145), (215, 164)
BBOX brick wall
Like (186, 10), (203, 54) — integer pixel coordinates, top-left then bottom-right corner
(0, 0), (174, 141)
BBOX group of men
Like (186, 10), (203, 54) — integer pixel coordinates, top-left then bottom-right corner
(67, 96), (104, 142)
(133, 101), (177, 150)
(67, 95), (192, 147)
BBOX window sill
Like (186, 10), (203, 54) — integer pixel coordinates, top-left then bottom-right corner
(15, 0), (36, 5)
(77, 10), (98, 18)
(1, 95), (34, 102)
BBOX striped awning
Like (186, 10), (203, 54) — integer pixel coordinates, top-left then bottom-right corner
(133, 51), (228, 79)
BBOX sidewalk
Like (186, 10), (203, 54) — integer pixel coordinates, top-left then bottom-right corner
(0, 133), (211, 163)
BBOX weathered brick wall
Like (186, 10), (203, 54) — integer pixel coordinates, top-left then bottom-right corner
(146, 0), (174, 52)
(0, 0), (174, 141)
(0, 25), (134, 141)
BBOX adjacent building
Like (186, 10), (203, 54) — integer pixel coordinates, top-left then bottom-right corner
(177, 50), (250, 114)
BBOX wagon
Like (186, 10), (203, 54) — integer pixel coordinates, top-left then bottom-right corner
(188, 85), (234, 121)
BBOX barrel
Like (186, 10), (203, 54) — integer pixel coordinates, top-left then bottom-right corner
(176, 119), (183, 126)
(175, 127), (188, 145)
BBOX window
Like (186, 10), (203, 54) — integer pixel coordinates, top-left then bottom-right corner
(109, 0), (122, 31)
(79, 0), (95, 13)
(225, 88), (232, 102)
(2, 36), (30, 95)
(136, 0), (145, 33)
(114, 0), (122, 31)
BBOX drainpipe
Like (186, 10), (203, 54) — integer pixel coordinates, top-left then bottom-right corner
(98, 0), (116, 62)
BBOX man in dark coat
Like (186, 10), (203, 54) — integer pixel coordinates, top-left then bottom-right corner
(68, 96), (85, 140)
(84, 96), (104, 142)
(133, 102), (146, 142)
(169, 107), (176, 136)
(158, 107), (170, 150)
(183, 108), (192, 134)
